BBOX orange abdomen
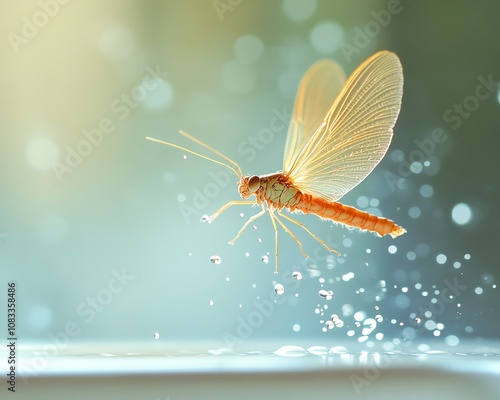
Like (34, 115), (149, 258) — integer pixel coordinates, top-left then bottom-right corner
(294, 194), (406, 238)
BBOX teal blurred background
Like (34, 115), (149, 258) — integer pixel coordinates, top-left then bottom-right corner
(1, 0), (499, 353)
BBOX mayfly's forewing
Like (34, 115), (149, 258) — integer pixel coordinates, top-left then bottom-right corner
(283, 60), (346, 172)
(286, 51), (403, 202)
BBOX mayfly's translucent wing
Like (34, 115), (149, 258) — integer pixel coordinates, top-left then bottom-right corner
(285, 51), (403, 202)
(283, 60), (346, 172)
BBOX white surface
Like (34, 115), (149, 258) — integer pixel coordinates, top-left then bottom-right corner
(9, 341), (500, 400)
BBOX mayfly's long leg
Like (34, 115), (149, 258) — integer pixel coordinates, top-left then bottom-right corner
(277, 210), (341, 256)
(272, 213), (309, 260)
(268, 210), (279, 274)
(229, 205), (266, 245)
(209, 200), (256, 223)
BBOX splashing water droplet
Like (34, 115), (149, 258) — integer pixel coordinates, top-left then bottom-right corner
(325, 320), (335, 330)
(274, 283), (285, 295)
(153, 332), (160, 339)
(261, 255), (269, 264)
(209, 300), (214, 306)
(274, 345), (307, 357)
(292, 271), (302, 280)
(201, 215), (211, 223)
(319, 290), (334, 300)
(210, 255), (222, 264)
(375, 314), (383, 322)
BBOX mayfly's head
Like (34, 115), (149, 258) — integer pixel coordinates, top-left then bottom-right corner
(238, 175), (261, 199)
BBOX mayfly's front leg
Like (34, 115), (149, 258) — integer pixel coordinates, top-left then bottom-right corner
(209, 200), (255, 223)
(229, 205), (266, 245)
(278, 210), (341, 256)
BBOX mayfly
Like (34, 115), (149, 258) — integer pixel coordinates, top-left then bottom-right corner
(148, 50), (406, 273)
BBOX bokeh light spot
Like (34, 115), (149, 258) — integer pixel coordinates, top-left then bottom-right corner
(283, 0), (317, 21)
(310, 21), (344, 54)
(25, 137), (60, 171)
(235, 35), (264, 64)
(451, 203), (472, 225)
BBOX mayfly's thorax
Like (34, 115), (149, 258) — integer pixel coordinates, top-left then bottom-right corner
(255, 173), (302, 211)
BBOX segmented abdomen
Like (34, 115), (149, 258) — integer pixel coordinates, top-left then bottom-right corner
(293, 193), (406, 238)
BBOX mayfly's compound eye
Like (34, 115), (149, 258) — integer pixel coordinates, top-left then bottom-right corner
(247, 175), (261, 193)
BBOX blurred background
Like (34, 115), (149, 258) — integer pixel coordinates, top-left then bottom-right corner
(0, 0), (499, 353)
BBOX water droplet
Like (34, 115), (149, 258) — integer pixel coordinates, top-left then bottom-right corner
(415, 317), (422, 324)
(153, 332), (160, 339)
(274, 345), (307, 357)
(292, 271), (302, 280)
(257, 238), (262, 243)
(325, 320), (335, 330)
(252, 225), (257, 230)
(261, 255), (269, 264)
(331, 314), (340, 322)
(364, 262), (369, 267)
(209, 300), (214, 306)
(375, 314), (383, 322)
(201, 215), (211, 223)
(292, 324), (301, 332)
(210, 255), (221, 264)
(319, 289), (334, 300)
(355, 321), (361, 327)
(182, 155), (187, 160)
(274, 283), (284, 295)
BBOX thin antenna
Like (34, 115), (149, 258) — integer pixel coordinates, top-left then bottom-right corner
(179, 130), (243, 177)
(146, 133), (242, 178)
